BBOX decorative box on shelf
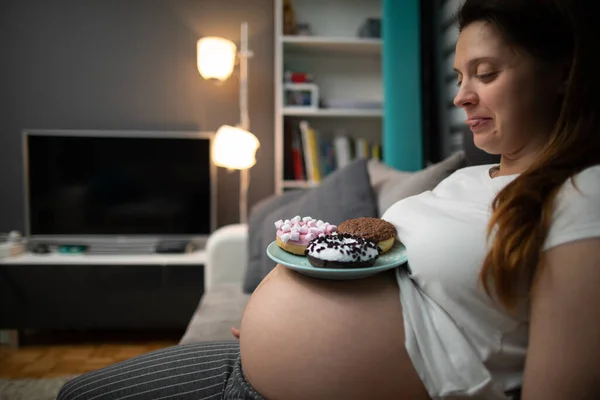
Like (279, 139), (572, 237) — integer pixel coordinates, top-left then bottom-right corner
(283, 83), (319, 110)
(0, 231), (25, 259)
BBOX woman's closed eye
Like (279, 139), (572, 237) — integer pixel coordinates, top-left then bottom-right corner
(475, 71), (498, 82)
(456, 71), (499, 87)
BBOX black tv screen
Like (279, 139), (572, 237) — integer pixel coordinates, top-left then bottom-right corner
(25, 132), (215, 236)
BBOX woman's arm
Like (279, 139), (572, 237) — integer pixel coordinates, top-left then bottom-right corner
(522, 237), (600, 400)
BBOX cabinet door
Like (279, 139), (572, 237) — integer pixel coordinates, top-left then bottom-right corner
(0, 264), (204, 329)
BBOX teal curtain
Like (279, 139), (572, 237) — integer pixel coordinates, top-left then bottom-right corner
(382, 0), (423, 171)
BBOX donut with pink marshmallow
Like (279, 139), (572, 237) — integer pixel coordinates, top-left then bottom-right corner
(274, 216), (337, 255)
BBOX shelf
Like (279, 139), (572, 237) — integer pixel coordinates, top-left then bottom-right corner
(282, 36), (382, 56)
(282, 180), (319, 189)
(282, 108), (383, 118)
(1, 251), (206, 265)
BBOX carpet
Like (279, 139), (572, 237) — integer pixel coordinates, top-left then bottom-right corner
(0, 376), (76, 400)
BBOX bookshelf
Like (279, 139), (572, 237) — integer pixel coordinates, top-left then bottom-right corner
(282, 179), (318, 189)
(282, 36), (382, 56)
(274, 0), (383, 194)
(282, 108), (382, 118)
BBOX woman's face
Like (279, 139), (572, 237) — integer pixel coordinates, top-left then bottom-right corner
(453, 21), (563, 156)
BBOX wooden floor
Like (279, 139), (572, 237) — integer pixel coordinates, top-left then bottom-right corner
(0, 330), (181, 379)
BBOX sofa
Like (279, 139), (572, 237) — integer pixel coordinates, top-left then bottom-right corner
(180, 142), (499, 345)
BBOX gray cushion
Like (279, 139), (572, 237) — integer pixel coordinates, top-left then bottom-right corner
(367, 159), (412, 189)
(377, 151), (468, 214)
(367, 159), (412, 215)
(245, 190), (297, 292)
(179, 284), (251, 344)
(243, 158), (378, 293)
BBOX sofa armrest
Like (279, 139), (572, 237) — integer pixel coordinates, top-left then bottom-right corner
(204, 224), (248, 291)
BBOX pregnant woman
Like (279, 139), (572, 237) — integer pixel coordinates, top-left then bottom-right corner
(58, 0), (600, 399)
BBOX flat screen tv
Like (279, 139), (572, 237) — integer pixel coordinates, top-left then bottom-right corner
(23, 130), (216, 248)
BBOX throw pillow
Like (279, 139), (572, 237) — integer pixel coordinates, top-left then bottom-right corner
(367, 159), (412, 215)
(377, 151), (468, 215)
(243, 158), (378, 293)
(245, 190), (298, 290)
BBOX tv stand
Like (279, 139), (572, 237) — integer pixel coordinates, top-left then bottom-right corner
(0, 250), (206, 334)
(155, 239), (192, 254)
(28, 237), (206, 256)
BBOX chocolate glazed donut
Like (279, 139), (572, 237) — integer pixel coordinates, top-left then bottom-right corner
(337, 217), (397, 253)
(305, 233), (380, 269)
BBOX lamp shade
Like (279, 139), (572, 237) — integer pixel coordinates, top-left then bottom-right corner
(197, 37), (237, 81)
(212, 125), (260, 170)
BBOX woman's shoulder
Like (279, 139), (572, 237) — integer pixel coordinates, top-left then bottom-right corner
(571, 164), (600, 185)
(557, 164), (600, 200)
(544, 165), (600, 251)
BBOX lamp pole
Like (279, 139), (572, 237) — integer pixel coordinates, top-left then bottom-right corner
(238, 22), (253, 224)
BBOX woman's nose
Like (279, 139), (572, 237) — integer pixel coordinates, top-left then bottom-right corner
(453, 84), (478, 108)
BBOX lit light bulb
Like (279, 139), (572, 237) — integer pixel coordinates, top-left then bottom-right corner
(197, 37), (237, 81)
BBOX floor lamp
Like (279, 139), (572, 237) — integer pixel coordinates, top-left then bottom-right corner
(197, 22), (260, 224)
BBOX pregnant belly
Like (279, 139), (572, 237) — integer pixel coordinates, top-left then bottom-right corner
(239, 265), (430, 400)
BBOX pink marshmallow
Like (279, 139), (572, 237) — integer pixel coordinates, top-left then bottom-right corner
(308, 220), (317, 227)
(299, 226), (309, 234)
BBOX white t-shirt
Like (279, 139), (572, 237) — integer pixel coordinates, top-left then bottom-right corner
(382, 164), (600, 400)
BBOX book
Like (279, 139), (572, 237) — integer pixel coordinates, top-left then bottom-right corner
(299, 120), (321, 183)
(307, 124), (322, 182)
(283, 120), (381, 184)
(283, 119), (295, 180)
(333, 135), (352, 169)
(291, 130), (305, 180)
(355, 137), (370, 159)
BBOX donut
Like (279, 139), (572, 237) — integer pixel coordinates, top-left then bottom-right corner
(275, 216), (337, 255)
(305, 232), (379, 269)
(336, 217), (397, 253)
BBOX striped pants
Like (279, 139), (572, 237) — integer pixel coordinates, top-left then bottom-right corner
(57, 341), (265, 400)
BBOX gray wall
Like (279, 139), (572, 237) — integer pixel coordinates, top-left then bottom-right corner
(0, 0), (275, 233)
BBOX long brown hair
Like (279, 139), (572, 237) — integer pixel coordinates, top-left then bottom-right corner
(457, 0), (600, 310)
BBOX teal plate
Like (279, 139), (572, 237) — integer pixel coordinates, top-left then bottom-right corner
(266, 240), (408, 280)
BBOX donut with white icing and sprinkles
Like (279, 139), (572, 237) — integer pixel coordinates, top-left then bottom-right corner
(275, 216), (337, 255)
(305, 232), (380, 269)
